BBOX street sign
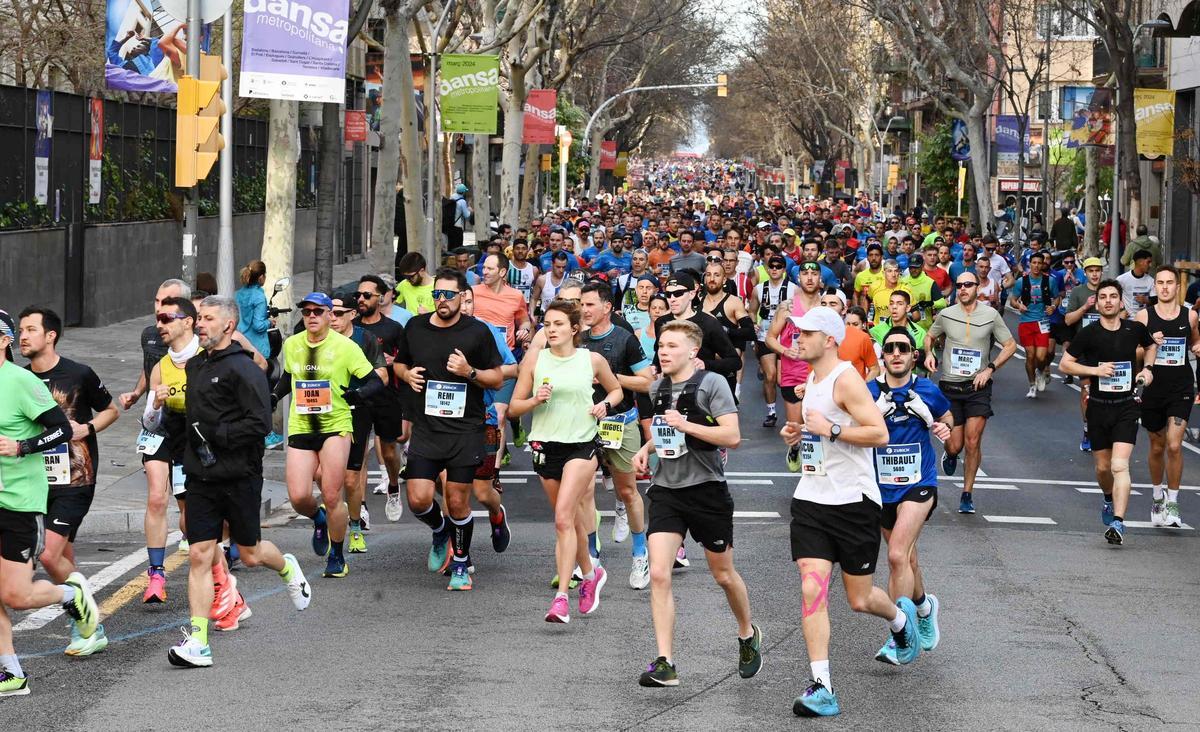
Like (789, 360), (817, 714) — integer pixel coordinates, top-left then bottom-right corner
(160, 0), (234, 25)
(345, 110), (367, 142)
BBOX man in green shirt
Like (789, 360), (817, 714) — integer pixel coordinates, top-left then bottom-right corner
(900, 255), (947, 332)
(869, 290), (928, 367)
(1120, 224), (1163, 270)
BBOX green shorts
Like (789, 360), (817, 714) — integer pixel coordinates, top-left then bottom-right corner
(602, 417), (643, 474)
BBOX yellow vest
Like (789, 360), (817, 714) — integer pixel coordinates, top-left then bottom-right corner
(159, 350), (201, 413)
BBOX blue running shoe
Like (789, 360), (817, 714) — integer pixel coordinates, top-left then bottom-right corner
(891, 597), (921, 664)
(793, 680), (840, 717)
(1101, 501), (1114, 527)
(874, 637), (900, 665)
(917, 594), (940, 651)
(264, 431), (285, 450)
(1080, 432), (1091, 452)
(1105, 519), (1125, 545)
(323, 552), (348, 578)
(942, 451), (958, 476)
(427, 530), (452, 573)
(311, 505), (329, 556)
(958, 492), (974, 514)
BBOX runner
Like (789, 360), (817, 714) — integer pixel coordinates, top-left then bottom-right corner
(868, 290), (927, 361)
(167, 296), (311, 668)
(701, 262), (754, 363)
(1134, 266), (1200, 528)
(867, 327), (952, 664)
(1064, 258), (1106, 451)
(749, 256), (797, 427)
(781, 307), (921, 718)
(1011, 251), (1060, 398)
(924, 271), (1017, 514)
(1116, 250), (1154, 318)
(534, 251), (570, 320)
(18, 308), (118, 656)
(508, 298), (622, 622)
(623, 274), (660, 333)
(631, 319), (762, 687)
(653, 272), (741, 394)
(853, 244), (885, 318)
(766, 261), (823, 471)
(506, 239), (540, 307)
(393, 269), (505, 591)
(819, 290), (879, 380)
(395, 252), (436, 315)
(1059, 280), (1156, 545)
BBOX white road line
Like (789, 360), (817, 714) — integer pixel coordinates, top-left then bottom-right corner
(470, 510), (782, 519)
(1122, 520), (1194, 530)
(972, 483), (1018, 490)
(940, 475), (1200, 491)
(1076, 487), (1142, 495)
(726, 479), (776, 485)
(983, 515), (1057, 525)
(16, 531), (182, 632)
(500, 477), (527, 484)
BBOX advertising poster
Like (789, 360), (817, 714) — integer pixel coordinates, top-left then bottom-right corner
(105, 0), (209, 93)
(439, 54), (500, 134)
(89, 98), (104, 204)
(522, 89), (557, 144)
(951, 118), (970, 160)
(615, 151), (629, 177)
(1134, 88), (1175, 158)
(344, 110), (367, 142)
(239, 0), (349, 103)
(35, 90), (52, 205)
(599, 140), (617, 170)
(1082, 88), (1115, 146)
(994, 115), (1030, 155)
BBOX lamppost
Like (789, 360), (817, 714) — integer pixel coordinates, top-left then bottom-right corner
(876, 115), (904, 216)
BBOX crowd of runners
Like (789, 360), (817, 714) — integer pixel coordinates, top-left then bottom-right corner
(0, 159), (1194, 717)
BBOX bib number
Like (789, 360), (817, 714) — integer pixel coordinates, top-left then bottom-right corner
(295, 380), (333, 414)
(136, 429), (165, 455)
(171, 464), (187, 497)
(801, 433), (825, 476)
(1082, 313), (1099, 328)
(425, 380), (467, 418)
(1099, 361), (1132, 393)
(1156, 337), (1187, 367)
(949, 347), (983, 378)
(651, 415), (688, 459)
(875, 443), (921, 486)
(43, 443), (71, 485)
(1038, 319), (1050, 335)
(598, 408), (637, 450)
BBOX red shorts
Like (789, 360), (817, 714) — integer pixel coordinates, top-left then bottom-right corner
(1017, 321), (1050, 349)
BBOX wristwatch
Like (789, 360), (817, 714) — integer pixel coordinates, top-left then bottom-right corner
(985, 361), (997, 371)
(829, 424), (842, 442)
(468, 368), (477, 381)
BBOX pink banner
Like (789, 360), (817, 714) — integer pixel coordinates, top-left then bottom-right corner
(522, 89), (557, 144)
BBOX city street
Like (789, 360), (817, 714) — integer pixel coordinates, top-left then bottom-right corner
(8, 320), (1200, 730)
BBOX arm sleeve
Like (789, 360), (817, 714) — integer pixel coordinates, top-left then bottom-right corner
(272, 372), (292, 404)
(20, 405), (71, 455)
(733, 315), (756, 344)
(213, 365), (272, 447)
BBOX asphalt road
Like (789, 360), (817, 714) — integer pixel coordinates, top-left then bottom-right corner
(8, 336), (1200, 730)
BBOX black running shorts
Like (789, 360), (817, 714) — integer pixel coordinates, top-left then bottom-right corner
(880, 485), (937, 531)
(1087, 398), (1140, 452)
(0, 508), (41, 564)
(184, 475), (263, 547)
(789, 497), (881, 575)
(646, 480), (734, 553)
(45, 485), (96, 542)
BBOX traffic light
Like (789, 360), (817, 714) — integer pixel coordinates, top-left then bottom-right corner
(175, 53), (226, 188)
(716, 73), (728, 98)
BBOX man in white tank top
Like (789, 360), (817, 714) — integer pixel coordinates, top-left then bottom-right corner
(778, 307), (923, 718)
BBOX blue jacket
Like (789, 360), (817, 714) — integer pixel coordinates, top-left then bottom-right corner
(235, 284), (270, 357)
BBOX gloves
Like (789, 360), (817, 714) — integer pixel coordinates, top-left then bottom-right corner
(342, 386), (364, 406)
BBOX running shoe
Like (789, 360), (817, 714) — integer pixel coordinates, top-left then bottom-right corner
(1080, 433), (1091, 452)
(311, 504), (329, 557)
(513, 423), (529, 448)
(738, 624), (764, 678)
(786, 444), (801, 473)
(64, 572), (98, 639)
(264, 431), (285, 450)
(491, 505), (511, 553)
(1105, 519), (1125, 545)
(891, 597), (921, 664)
(215, 593), (251, 632)
(442, 558), (476, 576)
(323, 553), (349, 578)
(612, 501), (630, 543)
(942, 451), (958, 476)
(348, 531), (368, 554)
(762, 413), (778, 428)
(372, 478), (388, 495)
(224, 543), (240, 570)
(793, 680), (840, 717)
(385, 493), (403, 522)
(629, 555), (650, 590)
(545, 595), (570, 624)
(1037, 372), (1048, 392)
(1151, 496), (1166, 527)
(65, 622), (108, 657)
(210, 572), (236, 620)
(1101, 501), (1114, 527)
(447, 561), (473, 591)
(500, 451), (512, 467)
(143, 569), (167, 604)
(549, 568), (583, 590)
(735, 383), (742, 401)
(958, 492), (974, 514)
(178, 538), (189, 553)
(167, 627), (213, 668)
(360, 504), (371, 531)
(0, 670), (30, 697)
(1165, 501), (1183, 528)
(1064, 374), (1074, 385)
(917, 594), (940, 651)
(638, 657), (679, 687)
(1026, 384), (1037, 399)
(673, 546), (690, 568)
(578, 566), (607, 615)
(282, 554), (311, 610)
(874, 636), (900, 665)
(428, 530), (452, 573)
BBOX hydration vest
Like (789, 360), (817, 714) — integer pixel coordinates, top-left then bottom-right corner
(652, 372), (718, 452)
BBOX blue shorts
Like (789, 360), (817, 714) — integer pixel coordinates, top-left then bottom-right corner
(494, 377), (516, 405)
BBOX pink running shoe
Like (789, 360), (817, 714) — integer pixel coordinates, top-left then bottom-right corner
(142, 570), (167, 604)
(545, 595), (570, 624)
(210, 574), (236, 620)
(215, 593), (252, 632)
(578, 566), (608, 615)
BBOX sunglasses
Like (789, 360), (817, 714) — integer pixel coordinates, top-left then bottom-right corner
(332, 308), (355, 317)
(354, 291), (378, 300)
(431, 289), (460, 301)
(1063, 261), (1076, 266)
(665, 289), (692, 299)
(955, 281), (978, 289)
(768, 264), (786, 270)
(882, 341), (913, 355)
(155, 312), (189, 324)
(301, 307), (327, 317)
(707, 255), (723, 262)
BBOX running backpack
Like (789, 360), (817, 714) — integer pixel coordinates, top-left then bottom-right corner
(1019, 274), (1052, 307)
(652, 372), (718, 451)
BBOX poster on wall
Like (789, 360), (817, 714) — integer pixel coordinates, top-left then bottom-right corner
(439, 54), (500, 134)
(522, 89), (557, 144)
(599, 140), (617, 170)
(34, 90), (52, 206)
(104, 0), (209, 93)
(89, 99), (104, 204)
(239, 0), (349, 103)
(950, 119), (970, 160)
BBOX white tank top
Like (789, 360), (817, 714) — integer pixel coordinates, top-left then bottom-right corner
(539, 272), (565, 312)
(508, 262), (538, 304)
(792, 360), (881, 506)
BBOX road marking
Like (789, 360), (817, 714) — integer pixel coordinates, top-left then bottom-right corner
(1076, 487), (1142, 496)
(726, 479), (776, 485)
(15, 531), (182, 632)
(940, 475), (1200, 491)
(982, 515), (1057, 525)
(972, 483), (1018, 490)
(1122, 520), (1194, 530)
(469, 510), (782, 519)
(500, 477), (527, 484)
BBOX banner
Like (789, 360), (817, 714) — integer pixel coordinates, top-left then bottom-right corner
(1082, 88), (1115, 146)
(239, 0), (349, 103)
(1134, 88), (1175, 158)
(344, 110), (367, 142)
(89, 99), (104, 204)
(105, 0), (209, 93)
(522, 89), (557, 144)
(950, 119), (971, 161)
(994, 115), (1030, 154)
(615, 151), (629, 178)
(439, 54), (500, 134)
(34, 91), (52, 206)
(599, 141), (617, 170)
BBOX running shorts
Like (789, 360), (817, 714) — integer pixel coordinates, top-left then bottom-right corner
(184, 475), (263, 546)
(880, 485), (937, 531)
(45, 485), (96, 542)
(646, 480), (733, 553)
(1087, 398), (1140, 451)
(530, 440), (598, 482)
(1017, 321), (1050, 349)
(1139, 384), (1194, 433)
(939, 379), (994, 423)
(0, 508), (41, 564)
(789, 497), (881, 575)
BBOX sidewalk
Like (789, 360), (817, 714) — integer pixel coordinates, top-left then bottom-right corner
(45, 255), (379, 535)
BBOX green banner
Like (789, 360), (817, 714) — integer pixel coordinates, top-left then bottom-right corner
(439, 54), (500, 134)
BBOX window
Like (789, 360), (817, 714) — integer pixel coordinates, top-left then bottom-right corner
(1037, 1), (1095, 39)
(1059, 86), (1094, 121)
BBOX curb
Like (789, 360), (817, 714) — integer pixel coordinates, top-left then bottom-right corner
(82, 480), (290, 537)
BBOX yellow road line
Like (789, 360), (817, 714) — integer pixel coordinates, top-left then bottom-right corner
(98, 550), (189, 621)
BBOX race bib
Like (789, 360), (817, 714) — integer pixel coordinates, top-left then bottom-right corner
(598, 407), (637, 450)
(800, 433), (825, 476)
(295, 380), (333, 414)
(1038, 319), (1050, 335)
(43, 443), (71, 485)
(1156, 337), (1187, 367)
(657, 263), (670, 278)
(875, 443), (921, 486)
(171, 463), (186, 497)
(1099, 361), (1132, 393)
(425, 380), (467, 418)
(136, 429), (165, 455)
(651, 415), (688, 459)
(1082, 313), (1100, 328)
(949, 347), (983, 377)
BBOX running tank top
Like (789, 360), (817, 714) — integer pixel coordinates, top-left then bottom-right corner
(757, 281), (793, 340)
(779, 295), (813, 387)
(539, 273), (566, 314)
(793, 361), (880, 506)
(529, 348), (598, 443)
(1145, 305), (1193, 389)
(158, 352), (199, 414)
(507, 263), (538, 304)
(706, 293), (737, 339)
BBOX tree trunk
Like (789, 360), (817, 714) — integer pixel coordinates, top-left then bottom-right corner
(314, 102), (340, 292)
(964, 110), (993, 233)
(1084, 145), (1099, 257)
(472, 134), (491, 240)
(1116, 64), (1142, 233)
(499, 63), (527, 226)
(519, 143), (539, 224)
(261, 99), (299, 330)
(369, 10), (415, 275)
(588, 128), (604, 198)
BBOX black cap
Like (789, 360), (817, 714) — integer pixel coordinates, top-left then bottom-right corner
(665, 272), (696, 290)
(0, 309), (14, 361)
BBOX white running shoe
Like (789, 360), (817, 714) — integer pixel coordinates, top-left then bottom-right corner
(1164, 500), (1183, 528)
(1037, 372), (1049, 391)
(629, 555), (650, 590)
(167, 627), (213, 668)
(359, 503), (371, 531)
(1151, 496), (1166, 527)
(612, 501), (630, 543)
(385, 493), (403, 521)
(1026, 385), (1037, 399)
(282, 554), (312, 610)
(372, 478), (388, 495)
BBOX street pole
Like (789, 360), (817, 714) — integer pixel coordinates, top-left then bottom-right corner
(1108, 85), (1121, 278)
(182, 0), (201, 286)
(424, 0), (455, 266)
(216, 8), (235, 296)
(1041, 4), (1052, 223)
(877, 132), (884, 213)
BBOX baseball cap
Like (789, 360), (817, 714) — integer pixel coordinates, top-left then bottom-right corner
(792, 306), (846, 345)
(896, 254), (910, 269)
(907, 254), (923, 268)
(767, 255), (788, 269)
(756, 221), (770, 229)
(665, 272), (696, 291)
(456, 183), (469, 194)
(783, 228), (797, 237)
(298, 292), (334, 309)
(1082, 257), (1105, 270)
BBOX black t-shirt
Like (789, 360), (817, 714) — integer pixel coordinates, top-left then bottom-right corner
(1067, 319), (1153, 399)
(652, 311), (741, 380)
(584, 323), (650, 413)
(28, 356), (113, 487)
(356, 314), (406, 390)
(396, 313), (502, 436)
(141, 324), (168, 381)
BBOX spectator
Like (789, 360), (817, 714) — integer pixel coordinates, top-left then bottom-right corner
(235, 259), (270, 358)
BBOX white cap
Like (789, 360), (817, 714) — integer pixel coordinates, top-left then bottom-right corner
(792, 306), (846, 345)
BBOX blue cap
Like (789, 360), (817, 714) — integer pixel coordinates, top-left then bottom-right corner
(456, 183), (469, 194)
(298, 292), (334, 309)
(896, 254), (909, 270)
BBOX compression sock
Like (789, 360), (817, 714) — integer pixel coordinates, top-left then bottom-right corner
(588, 531), (600, 559)
(1153, 484), (1165, 500)
(190, 617), (209, 645)
(631, 531), (648, 558)
(810, 660), (831, 689)
(1168, 489), (1180, 503)
(915, 595), (932, 617)
(60, 585), (76, 606)
(450, 514), (474, 562)
(387, 483), (399, 496)
(148, 547), (166, 570)
(0, 654), (23, 678)
(413, 502), (447, 534)
(329, 540), (344, 559)
(888, 608), (907, 633)
(349, 519), (362, 533)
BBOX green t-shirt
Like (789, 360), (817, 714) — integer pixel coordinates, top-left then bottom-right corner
(899, 272), (946, 331)
(283, 330), (375, 436)
(0, 361), (58, 513)
(396, 280), (435, 315)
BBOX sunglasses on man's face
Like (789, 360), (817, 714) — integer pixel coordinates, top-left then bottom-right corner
(156, 312), (189, 324)
(955, 281), (978, 289)
(431, 289), (460, 301)
(706, 255), (723, 263)
(332, 308), (355, 317)
(665, 289), (692, 299)
(882, 341), (912, 355)
(354, 291), (377, 300)
(301, 307), (327, 317)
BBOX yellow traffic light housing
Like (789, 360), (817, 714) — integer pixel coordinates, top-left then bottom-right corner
(175, 53), (226, 187)
(716, 73), (728, 98)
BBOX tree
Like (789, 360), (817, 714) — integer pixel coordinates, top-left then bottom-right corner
(916, 123), (963, 216)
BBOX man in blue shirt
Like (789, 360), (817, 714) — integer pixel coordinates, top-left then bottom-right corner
(1049, 251), (1085, 351)
(538, 229), (581, 274)
(590, 235), (633, 278)
(866, 326), (952, 665)
(1011, 250), (1060, 398)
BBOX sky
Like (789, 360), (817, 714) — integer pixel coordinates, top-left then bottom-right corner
(677, 0), (758, 154)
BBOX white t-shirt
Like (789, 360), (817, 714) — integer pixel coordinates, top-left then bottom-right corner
(1116, 270), (1154, 317)
(985, 253), (1011, 290)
